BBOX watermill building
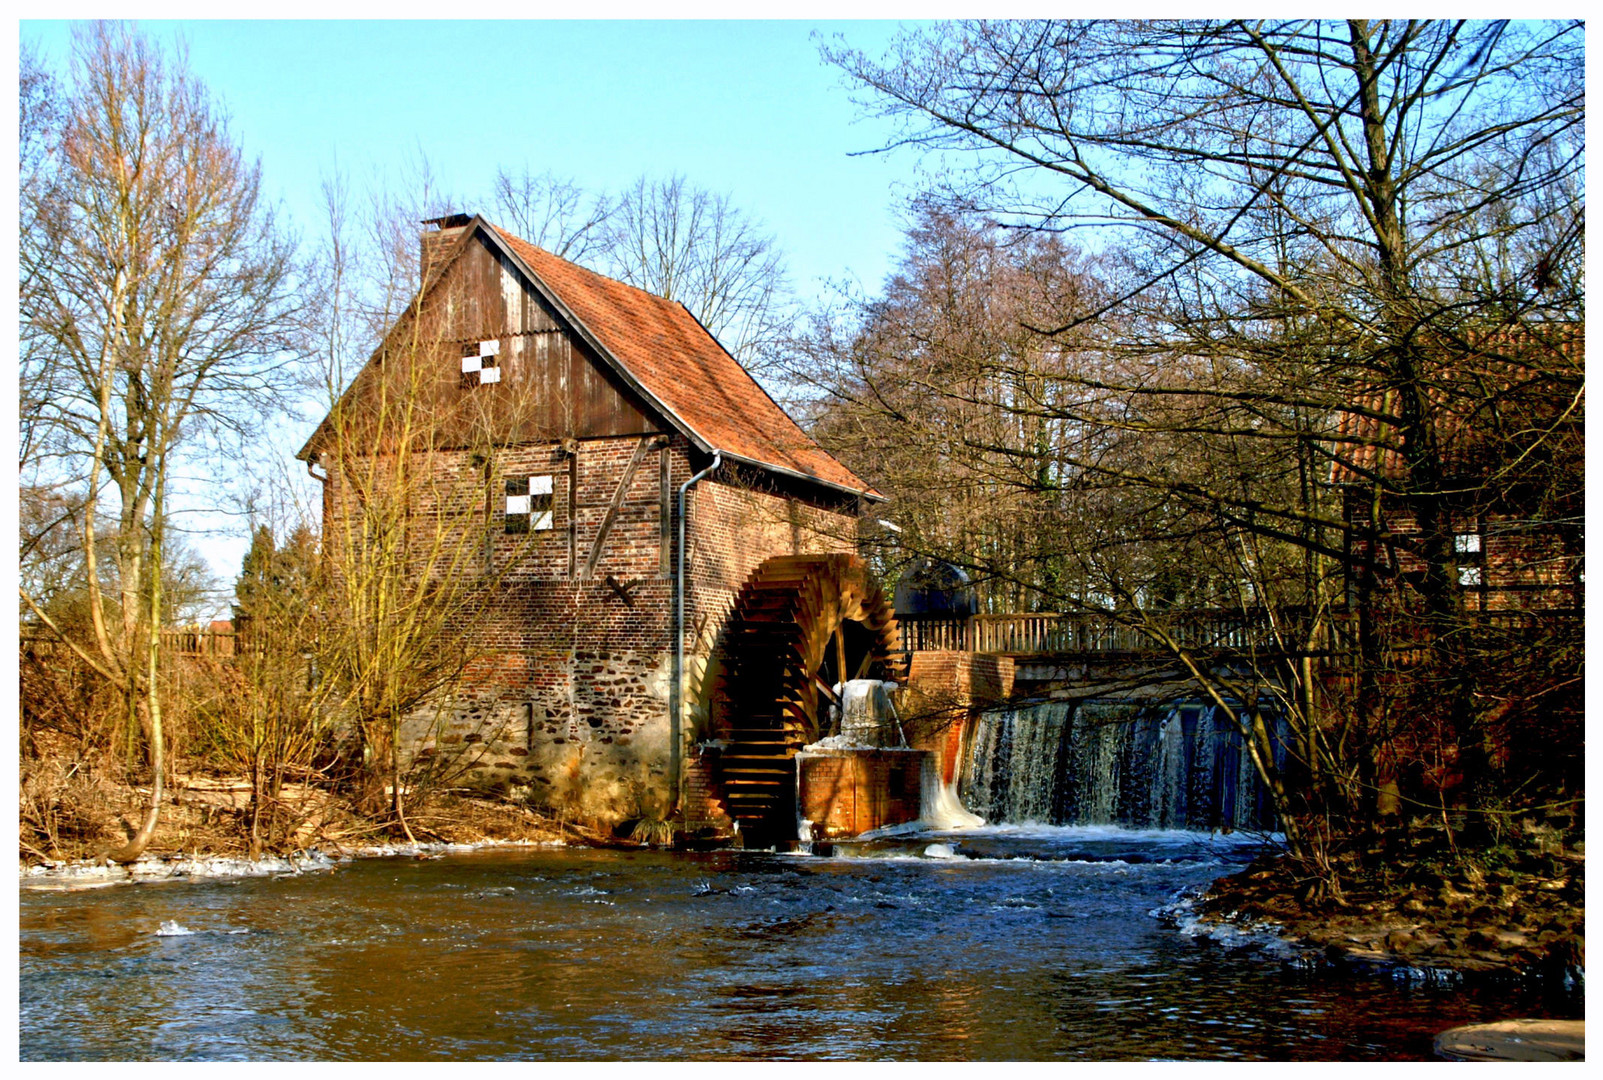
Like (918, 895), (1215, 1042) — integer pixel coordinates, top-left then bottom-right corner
(299, 214), (900, 836)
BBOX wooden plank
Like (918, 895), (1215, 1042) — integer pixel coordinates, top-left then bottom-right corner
(566, 445), (578, 577)
(582, 436), (654, 578)
(658, 444), (671, 576)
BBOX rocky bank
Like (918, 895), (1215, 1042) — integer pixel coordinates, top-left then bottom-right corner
(1179, 840), (1585, 988)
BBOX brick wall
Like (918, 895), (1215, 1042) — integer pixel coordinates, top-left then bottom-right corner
(797, 748), (929, 838)
(680, 473), (861, 728)
(1345, 494), (1580, 612)
(906, 651), (1016, 708)
(321, 431), (866, 827)
(318, 433), (681, 823)
(901, 651), (1016, 786)
(682, 748), (736, 837)
(685, 475), (860, 645)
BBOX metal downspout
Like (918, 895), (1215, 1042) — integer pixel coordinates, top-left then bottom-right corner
(672, 449), (720, 817)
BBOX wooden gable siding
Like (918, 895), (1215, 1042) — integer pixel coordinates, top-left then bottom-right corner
(425, 233), (661, 445)
(316, 233), (661, 458)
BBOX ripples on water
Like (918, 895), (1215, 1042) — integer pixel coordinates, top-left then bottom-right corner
(18, 826), (1579, 1061)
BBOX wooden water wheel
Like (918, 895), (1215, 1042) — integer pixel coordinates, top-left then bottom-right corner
(711, 554), (904, 842)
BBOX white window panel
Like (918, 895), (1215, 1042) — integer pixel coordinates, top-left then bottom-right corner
(1454, 532), (1481, 554)
(1459, 565), (1483, 587)
(531, 475), (553, 495)
(480, 366), (501, 384)
(461, 355), (482, 373)
(506, 494), (531, 515)
(532, 510), (554, 531)
(479, 339), (500, 357)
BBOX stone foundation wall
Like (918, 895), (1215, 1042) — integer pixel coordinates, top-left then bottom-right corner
(398, 646), (679, 821)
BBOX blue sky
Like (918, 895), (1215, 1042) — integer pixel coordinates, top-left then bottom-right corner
(21, 20), (923, 300)
(17, 19), (930, 605)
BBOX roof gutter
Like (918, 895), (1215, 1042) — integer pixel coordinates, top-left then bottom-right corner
(671, 449), (720, 820)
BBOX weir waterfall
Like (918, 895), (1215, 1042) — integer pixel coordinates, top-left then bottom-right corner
(960, 700), (1290, 831)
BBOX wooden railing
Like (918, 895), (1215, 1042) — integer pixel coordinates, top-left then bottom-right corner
(23, 605), (1577, 665)
(896, 610), (1277, 655)
(21, 629), (248, 659)
(896, 606), (1580, 658)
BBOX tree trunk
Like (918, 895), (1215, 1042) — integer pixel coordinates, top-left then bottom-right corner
(104, 679), (163, 865)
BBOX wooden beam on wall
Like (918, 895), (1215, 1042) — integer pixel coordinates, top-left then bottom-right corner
(583, 435), (659, 578)
(565, 439), (579, 578)
(658, 444), (671, 577)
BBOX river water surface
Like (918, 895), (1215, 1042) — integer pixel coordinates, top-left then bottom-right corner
(18, 826), (1578, 1060)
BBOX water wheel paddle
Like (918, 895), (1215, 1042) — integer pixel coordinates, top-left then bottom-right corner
(712, 554), (903, 842)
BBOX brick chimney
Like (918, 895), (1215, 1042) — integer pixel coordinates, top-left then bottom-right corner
(420, 213), (473, 282)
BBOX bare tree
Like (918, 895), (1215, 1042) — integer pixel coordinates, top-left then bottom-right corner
(300, 183), (554, 835)
(795, 206), (1113, 609)
(19, 23), (299, 861)
(204, 519), (329, 856)
(601, 174), (793, 376)
(19, 43), (65, 475)
(482, 169), (795, 380)
(349, 148), (462, 332)
(825, 20), (1583, 600)
(819, 20), (1584, 871)
(490, 165), (611, 264)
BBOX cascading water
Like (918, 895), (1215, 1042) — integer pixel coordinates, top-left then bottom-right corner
(965, 701), (1067, 824)
(961, 698), (1288, 830)
(1150, 708), (1188, 828)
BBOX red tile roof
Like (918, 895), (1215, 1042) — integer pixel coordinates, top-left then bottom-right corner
(492, 226), (878, 498)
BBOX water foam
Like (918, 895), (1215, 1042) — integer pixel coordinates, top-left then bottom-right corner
(920, 776), (984, 830)
(1156, 888), (1301, 959)
(21, 838), (567, 890)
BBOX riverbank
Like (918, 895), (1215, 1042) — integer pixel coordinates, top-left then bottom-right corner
(19, 836), (573, 890)
(1183, 840), (1585, 987)
(19, 776), (623, 887)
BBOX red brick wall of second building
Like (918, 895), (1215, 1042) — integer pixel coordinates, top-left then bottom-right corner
(1344, 492), (1580, 612)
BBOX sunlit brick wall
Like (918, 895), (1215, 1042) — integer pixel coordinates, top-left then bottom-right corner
(325, 431), (869, 826)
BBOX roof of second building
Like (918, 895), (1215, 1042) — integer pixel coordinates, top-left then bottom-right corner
(1327, 326), (1583, 487)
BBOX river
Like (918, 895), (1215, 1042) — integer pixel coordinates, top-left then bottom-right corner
(18, 826), (1578, 1060)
